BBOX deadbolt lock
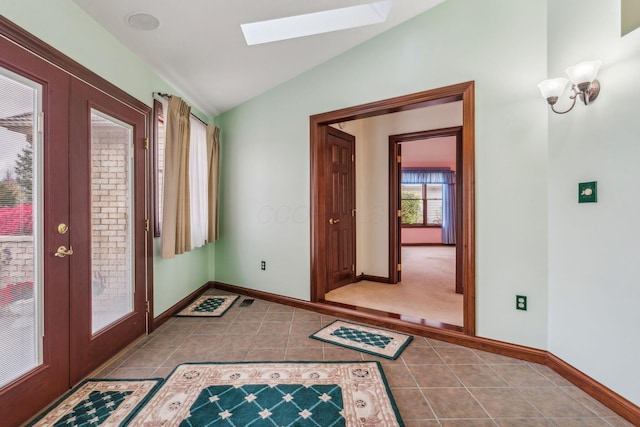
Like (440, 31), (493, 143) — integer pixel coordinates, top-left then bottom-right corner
(57, 223), (69, 234)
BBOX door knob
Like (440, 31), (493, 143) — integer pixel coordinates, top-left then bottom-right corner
(54, 246), (74, 258)
(329, 218), (341, 224)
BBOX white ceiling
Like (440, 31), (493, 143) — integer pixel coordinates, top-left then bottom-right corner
(73, 0), (445, 117)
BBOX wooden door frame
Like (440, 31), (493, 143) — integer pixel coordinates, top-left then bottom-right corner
(311, 81), (475, 335)
(389, 127), (463, 294)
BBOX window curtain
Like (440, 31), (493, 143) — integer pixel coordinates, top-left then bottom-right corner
(206, 125), (220, 243)
(442, 180), (456, 245)
(189, 117), (208, 249)
(401, 169), (456, 244)
(402, 170), (450, 184)
(161, 96), (191, 258)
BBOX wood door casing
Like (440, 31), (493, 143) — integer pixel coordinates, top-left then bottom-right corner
(325, 126), (355, 291)
(389, 127), (464, 296)
(310, 81), (475, 336)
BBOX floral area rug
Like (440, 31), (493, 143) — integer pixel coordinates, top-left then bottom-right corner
(26, 378), (162, 427)
(310, 320), (413, 360)
(127, 361), (404, 426)
(175, 294), (238, 317)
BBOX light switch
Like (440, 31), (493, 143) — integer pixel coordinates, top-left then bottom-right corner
(578, 181), (597, 203)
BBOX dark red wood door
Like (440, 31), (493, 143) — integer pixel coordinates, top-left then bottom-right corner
(324, 126), (355, 292)
(0, 35), (71, 427)
(68, 78), (147, 383)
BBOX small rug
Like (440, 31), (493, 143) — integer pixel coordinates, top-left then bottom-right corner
(26, 378), (162, 427)
(127, 361), (404, 426)
(310, 320), (413, 360)
(176, 294), (238, 317)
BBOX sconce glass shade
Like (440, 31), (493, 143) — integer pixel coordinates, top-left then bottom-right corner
(537, 78), (569, 100)
(565, 60), (601, 85)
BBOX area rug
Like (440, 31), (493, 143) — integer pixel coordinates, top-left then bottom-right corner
(26, 378), (163, 427)
(176, 294), (238, 317)
(127, 361), (404, 426)
(310, 320), (413, 360)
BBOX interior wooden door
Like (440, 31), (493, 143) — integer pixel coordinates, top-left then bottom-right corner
(324, 126), (355, 292)
(0, 35), (71, 427)
(68, 78), (147, 383)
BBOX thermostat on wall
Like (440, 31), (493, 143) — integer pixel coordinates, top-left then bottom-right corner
(578, 181), (597, 203)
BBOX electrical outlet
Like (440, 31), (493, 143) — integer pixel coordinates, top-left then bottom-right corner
(516, 295), (527, 311)
(260, 261), (266, 271)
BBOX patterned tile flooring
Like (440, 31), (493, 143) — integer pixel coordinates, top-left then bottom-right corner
(94, 294), (633, 426)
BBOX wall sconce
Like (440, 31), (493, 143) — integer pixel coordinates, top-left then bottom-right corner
(537, 60), (601, 114)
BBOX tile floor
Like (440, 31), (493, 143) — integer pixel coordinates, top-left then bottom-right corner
(95, 294), (633, 426)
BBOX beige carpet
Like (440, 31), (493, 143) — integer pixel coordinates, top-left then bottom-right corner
(325, 246), (462, 327)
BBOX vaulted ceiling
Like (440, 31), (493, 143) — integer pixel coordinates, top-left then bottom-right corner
(73, 0), (445, 116)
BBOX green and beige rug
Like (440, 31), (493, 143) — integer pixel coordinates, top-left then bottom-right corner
(128, 361), (404, 426)
(310, 320), (413, 360)
(26, 378), (162, 427)
(176, 294), (238, 317)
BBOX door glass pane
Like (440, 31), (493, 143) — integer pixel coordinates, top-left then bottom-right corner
(0, 70), (41, 387)
(90, 110), (133, 334)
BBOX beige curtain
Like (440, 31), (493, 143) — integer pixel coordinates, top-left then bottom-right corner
(161, 96), (192, 258)
(206, 125), (220, 242)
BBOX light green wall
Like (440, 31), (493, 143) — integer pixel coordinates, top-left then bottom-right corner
(216, 0), (549, 349)
(548, 0), (640, 406)
(1, 0), (213, 317)
(6, 0), (639, 409)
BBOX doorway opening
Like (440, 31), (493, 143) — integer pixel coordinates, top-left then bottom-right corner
(310, 82), (475, 335)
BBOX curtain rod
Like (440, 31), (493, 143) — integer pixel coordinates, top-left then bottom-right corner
(153, 92), (208, 127)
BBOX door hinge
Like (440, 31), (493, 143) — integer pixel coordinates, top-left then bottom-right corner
(397, 264), (402, 272)
(397, 155), (402, 163)
(144, 218), (150, 232)
(144, 137), (149, 150)
(351, 154), (354, 162)
(352, 209), (356, 217)
(352, 264), (355, 272)
(397, 210), (402, 217)
(145, 301), (150, 313)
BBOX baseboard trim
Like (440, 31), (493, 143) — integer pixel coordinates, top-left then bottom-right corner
(212, 281), (545, 363)
(151, 282), (210, 331)
(212, 281), (639, 424)
(401, 243), (449, 246)
(356, 274), (391, 283)
(547, 353), (640, 425)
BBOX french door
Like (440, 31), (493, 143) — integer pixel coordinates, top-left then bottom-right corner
(68, 78), (147, 383)
(0, 32), (148, 427)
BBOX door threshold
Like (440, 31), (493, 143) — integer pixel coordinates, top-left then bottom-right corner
(319, 299), (463, 332)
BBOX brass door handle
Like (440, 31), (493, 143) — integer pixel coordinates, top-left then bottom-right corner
(54, 246), (74, 258)
(329, 218), (341, 224)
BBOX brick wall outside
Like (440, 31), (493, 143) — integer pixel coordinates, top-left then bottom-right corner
(0, 236), (33, 289)
(91, 122), (132, 321)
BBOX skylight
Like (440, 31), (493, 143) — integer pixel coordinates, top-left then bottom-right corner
(241, 0), (394, 46)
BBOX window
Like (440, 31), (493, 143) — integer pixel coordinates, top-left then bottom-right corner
(401, 183), (443, 226)
(152, 98), (166, 237)
(153, 95), (213, 250)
